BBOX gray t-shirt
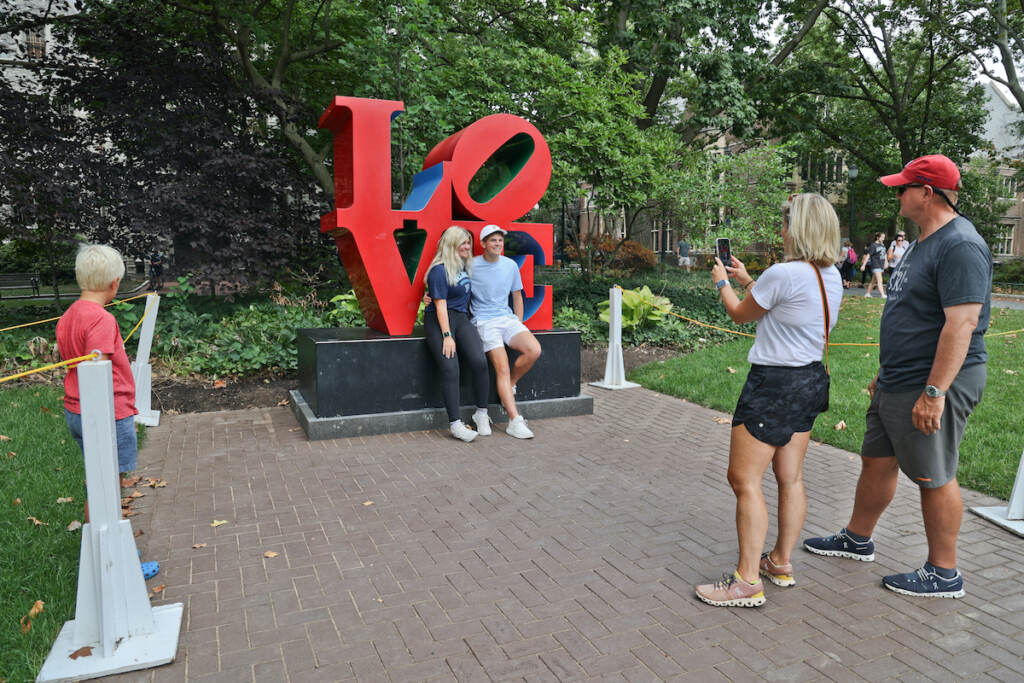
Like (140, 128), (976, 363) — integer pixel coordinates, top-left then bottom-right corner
(879, 216), (991, 391)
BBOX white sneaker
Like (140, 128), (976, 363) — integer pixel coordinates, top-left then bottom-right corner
(473, 412), (492, 436)
(864, 292), (871, 297)
(881, 293), (887, 299)
(450, 422), (477, 442)
(506, 416), (534, 439)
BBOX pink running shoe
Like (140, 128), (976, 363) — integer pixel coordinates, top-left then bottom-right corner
(759, 552), (795, 587)
(695, 571), (766, 607)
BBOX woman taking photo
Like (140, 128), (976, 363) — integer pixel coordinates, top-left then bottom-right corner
(424, 226), (490, 442)
(696, 193), (842, 607)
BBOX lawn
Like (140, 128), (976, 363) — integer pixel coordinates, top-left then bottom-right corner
(0, 385), (147, 681)
(630, 296), (1024, 500)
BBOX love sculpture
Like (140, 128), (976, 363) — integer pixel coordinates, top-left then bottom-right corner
(319, 97), (554, 336)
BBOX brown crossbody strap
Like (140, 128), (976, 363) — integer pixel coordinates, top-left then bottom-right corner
(811, 263), (830, 375)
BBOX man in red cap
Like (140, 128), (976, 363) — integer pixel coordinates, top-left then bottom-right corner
(804, 154), (991, 598)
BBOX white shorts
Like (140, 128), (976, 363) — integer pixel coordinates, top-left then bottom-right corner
(475, 315), (530, 352)
(677, 256), (693, 267)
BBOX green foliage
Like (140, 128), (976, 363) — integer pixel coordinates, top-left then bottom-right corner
(565, 236), (657, 273)
(993, 259), (1024, 282)
(630, 297), (1024, 500)
(553, 306), (604, 344)
(0, 386), (88, 680)
(599, 286), (670, 330)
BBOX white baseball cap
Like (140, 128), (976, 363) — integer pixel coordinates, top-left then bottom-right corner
(480, 224), (507, 243)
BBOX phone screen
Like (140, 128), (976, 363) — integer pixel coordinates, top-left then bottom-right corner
(716, 238), (732, 266)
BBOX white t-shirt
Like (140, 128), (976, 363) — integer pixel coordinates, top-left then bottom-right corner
(888, 240), (909, 267)
(747, 261), (843, 367)
(470, 255), (523, 322)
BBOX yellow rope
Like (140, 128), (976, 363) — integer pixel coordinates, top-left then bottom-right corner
(987, 327), (1024, 338)
(121, 295), (158, 344)
(0, 291), (152, 333)
(0, 353), (99, 385)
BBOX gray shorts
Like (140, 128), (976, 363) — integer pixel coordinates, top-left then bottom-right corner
(861, 364), (986, 488)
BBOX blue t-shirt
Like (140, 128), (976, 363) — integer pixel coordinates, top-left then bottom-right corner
(470, 255), (523, 322)
(425, 263), (471, 313)
(879, 216), (991, 391)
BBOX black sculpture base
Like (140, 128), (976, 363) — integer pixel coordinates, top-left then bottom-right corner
(292, 327), (593, 440)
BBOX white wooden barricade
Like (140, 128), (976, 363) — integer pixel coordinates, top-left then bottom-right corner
(131, 293), (161, 427)
(590, 287), (639, 390)
(971, 449), (1024, 538)
(37, 360), (182, 683)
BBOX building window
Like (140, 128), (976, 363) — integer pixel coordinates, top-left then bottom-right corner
(24, 28), (46, 60)
(994, 223), (1015, 257)
(651, 225), (662, 253)
(1000, 175), (1018, 200)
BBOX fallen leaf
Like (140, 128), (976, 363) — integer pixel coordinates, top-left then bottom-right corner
(192, 543), (207, 549)
(40, 406), (51, 414)
(712, 416), (731, 424)
(210, 520), (228, 527)
(129, 490), (144, 499)
(56, 497), (74, 504)
(19, 600), (44, 633)
(726, 366), (737, 374)
(134, 528), (144, 537)
(263, 551), (279, 558)
(861, 388), (870, 395)
(834, 420), (848, 431)
(363, 500), (374, 506)
(6, 451), (14, 459)
(277, 398), (290, 407)
(213, 379), (227, 389)
(66, 520), (82, 531)
(151, 584), (166, 595)
(0, 434), (10, 441)
(122, 475), (142, 487)
(289, 427), (300, 432)
(123, 510), (138, 517)
(13, 498), (21, 505)
(69, 645), (93, 660)
(26, 516), (48, 526)
(1005, 369), (1019, 375)
(143, 477), (167, 488)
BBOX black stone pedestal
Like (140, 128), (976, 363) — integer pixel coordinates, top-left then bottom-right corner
(291, 327), (593, 440)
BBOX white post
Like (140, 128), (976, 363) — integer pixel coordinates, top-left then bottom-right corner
(37, 360), (182, 683)
(132, 294), (161, 427)
(590, 287), (639, 390)
(970, 449), (1024, 537)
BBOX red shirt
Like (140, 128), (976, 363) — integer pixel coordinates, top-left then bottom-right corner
(56, 299), (137, 420)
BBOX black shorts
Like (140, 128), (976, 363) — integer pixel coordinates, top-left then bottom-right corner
(732, 362), (830, 447)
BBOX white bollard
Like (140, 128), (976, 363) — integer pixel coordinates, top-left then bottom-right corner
(590, 287), (640, 390)
(132, 294), (161, 427)
(37, 360), (182, 683)
(971, 449), (1024, 537)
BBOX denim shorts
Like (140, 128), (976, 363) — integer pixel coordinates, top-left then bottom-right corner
(732, 362), (830, 447)
(64, 409), (138, 473)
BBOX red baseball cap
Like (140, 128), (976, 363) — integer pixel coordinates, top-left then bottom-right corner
(879, 154), (961, 191)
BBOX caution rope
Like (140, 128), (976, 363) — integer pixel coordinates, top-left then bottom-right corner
(0, 352), (99, 385)
(0, 291), (152, 333)
(121, 295), (159, 345)
(616, 285), (1020, 347)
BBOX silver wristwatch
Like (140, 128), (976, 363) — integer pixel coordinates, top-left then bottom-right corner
(924, 384), (946, 398)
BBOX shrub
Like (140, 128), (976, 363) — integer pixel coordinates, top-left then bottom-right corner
(598, 286), (671, 331)
(553, 305), (605, 344)
(566, 235), (657, 272)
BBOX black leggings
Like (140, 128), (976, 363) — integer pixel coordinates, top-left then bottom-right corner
(424, 309), (489, 422)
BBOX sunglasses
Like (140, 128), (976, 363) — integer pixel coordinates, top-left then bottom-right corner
(896, 184), (925, 196)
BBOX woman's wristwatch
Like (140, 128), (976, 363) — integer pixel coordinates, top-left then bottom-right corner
(442, 331), (452, 338)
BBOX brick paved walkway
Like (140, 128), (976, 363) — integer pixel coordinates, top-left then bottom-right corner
(111, 387), (1024, 682)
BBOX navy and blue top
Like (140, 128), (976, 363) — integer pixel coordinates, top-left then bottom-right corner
(425, 263), (472, 313)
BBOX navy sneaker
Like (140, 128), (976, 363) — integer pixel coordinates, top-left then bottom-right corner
(802, 527), (875, 561)
(882, 563), (964, 598)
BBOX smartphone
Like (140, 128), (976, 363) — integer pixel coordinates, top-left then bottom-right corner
(716, 238), (732, 267)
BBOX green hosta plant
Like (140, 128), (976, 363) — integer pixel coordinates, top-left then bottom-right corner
(598, 285), (671, 331)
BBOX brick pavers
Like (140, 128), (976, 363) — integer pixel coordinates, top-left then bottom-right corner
(108, 387), (1024, 681)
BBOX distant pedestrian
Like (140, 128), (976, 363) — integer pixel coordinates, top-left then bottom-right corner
(147, 251), (163, 292)
(676, 234), (693, 272)
(887, 231), (908, 273)
(840, 240), (857, 288)
(861, 232), (887, 298)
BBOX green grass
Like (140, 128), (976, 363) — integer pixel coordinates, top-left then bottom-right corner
(630, 296), (1024, 500)
(0, 385), (146, 681)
